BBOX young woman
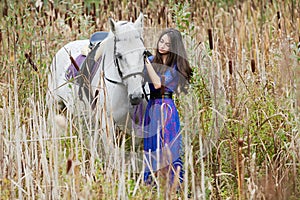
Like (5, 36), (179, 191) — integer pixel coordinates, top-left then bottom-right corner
(143, 28), (192, 188)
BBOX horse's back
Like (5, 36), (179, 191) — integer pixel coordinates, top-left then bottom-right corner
(47, 40), (90, 109)
(51, 40), (89, 70)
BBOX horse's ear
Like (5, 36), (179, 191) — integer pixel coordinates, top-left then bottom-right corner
(134, 13), (144, 31)
(109, 17), (118, 34)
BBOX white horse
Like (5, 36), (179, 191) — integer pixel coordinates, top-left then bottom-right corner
(47, 13), (146, 134)
(47, 14), (147, 172)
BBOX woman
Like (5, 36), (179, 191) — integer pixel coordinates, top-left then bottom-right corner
(143, 28), (192, 188)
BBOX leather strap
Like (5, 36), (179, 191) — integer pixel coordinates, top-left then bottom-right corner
(150, 91), (173, 99)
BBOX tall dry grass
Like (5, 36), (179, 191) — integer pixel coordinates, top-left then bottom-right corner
(0, 0), (299, 199)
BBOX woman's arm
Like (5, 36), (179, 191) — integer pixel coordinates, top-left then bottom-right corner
(145, 57), (161, 89)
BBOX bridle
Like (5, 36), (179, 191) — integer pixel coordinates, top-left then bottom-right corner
(103, 34), (145, 86)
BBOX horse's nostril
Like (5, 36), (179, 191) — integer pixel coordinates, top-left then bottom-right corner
(129, 94), (143, 105)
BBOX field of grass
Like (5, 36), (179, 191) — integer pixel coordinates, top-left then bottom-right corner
(0, 0), (299, 199)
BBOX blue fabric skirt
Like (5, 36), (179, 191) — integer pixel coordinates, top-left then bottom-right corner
(143, 98), (184, 185)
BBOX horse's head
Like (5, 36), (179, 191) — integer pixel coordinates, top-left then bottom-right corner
(109, 13), (145, 105)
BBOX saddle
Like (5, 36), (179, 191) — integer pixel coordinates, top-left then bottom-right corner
(66, 31), (109, 80)
(89, 31), (109, 49)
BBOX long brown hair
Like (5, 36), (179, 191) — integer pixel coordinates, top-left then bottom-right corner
(152, 28), (192, 93)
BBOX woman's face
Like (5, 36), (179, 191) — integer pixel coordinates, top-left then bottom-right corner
(158, 34), (171, 55)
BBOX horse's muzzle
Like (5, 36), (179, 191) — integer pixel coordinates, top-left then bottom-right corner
(129, 93), (144, 105)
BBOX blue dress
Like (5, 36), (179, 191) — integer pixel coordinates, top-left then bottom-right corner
(143, 56), (184, 185)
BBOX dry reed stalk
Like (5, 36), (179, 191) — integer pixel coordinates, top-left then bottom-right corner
(237, 138), (245, 199)
(246, 153), (258, 199)
(22, 125), (34, 199)
(208, 29), (213, 50)
(215, 139), (230, 199)
(183, 112), (190, 198)
(117, 134), (126, 199)
(25, 52), (38, 72)
(228, 77), (237, 109)
(277, 11), (281, 30)
(14, 110), (23, 199)
(263, 30), (270, 71)
(251, 59), (255, 74)
(228, 60), (233, 75)
(3, 0), (8, 17)
(64, 4), (72, 29)
(0, 111), (4, 183)
(53, 6), (58, 22)
(199, 134), (206, 199)
(187, 145), (196, 199)
(0, 30), (2, 45)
